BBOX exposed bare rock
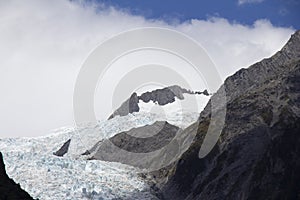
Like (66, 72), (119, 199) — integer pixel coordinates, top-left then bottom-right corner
(139, 85), (192, 105)
(86, 121), (182, 170)
(160, 31), (300, 200)
(109, 92), (139, 119)
(53, 139), (71, 157)
(109, 121), (179, 153)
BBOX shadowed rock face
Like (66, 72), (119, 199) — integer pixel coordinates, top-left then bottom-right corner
(160, 31), (300, 200)
(0, 152), (34, 200)
(109, 121), (179, 153)
(53, 139), (71, 157)
(86, 121), (182, 169)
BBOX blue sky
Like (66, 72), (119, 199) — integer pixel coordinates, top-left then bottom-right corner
(96, 0), (300, 29)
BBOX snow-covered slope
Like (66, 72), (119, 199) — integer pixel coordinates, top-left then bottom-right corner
(0, 109), (205, 199)
(68, 109), (202, 157)
(138, 93), (210, 124)
(109, 85), (210, 120)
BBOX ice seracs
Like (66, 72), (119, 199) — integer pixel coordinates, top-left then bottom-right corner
(0, 112), (205, 199)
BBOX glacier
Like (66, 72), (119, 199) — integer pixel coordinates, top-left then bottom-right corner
(0, 94), (208, 199)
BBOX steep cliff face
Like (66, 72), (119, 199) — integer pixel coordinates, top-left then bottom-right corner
(0, 152), (34, 200)
(161, 31), (300, 200)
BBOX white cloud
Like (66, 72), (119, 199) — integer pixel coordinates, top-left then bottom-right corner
(0, 0), (295, 137)
(238, 0), (265, 5)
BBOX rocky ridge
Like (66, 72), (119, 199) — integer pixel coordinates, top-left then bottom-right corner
(160, 30), (300, 200)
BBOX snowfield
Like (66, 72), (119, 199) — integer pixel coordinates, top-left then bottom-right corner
(0, 94), (209, 199)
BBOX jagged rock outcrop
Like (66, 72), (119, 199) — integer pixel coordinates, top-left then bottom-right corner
(109, 85), (209, 119)
(160, 31), (300, 200)
(0, 152), (34, 200)
(139, 85), (192, 105)
(109, 92), (140, 119)
(53, 139), (71, 157)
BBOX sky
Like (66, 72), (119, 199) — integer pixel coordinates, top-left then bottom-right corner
(99, 0), (300, 29)
(0, 0), (298, 137)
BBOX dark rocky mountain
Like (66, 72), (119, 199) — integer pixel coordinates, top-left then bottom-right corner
(109, 85), (209, 119)
(159, 30), (300, 199)
(0, 152), (34, 200)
